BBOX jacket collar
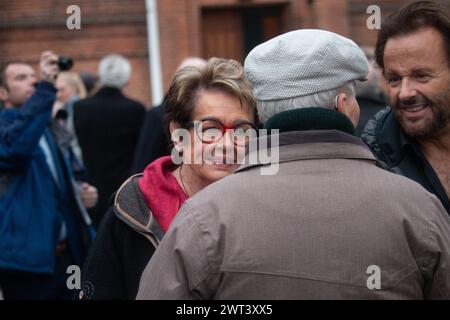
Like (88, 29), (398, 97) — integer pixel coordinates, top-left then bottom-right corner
(113, 174), (164, 248)
(264, 107), (356, 136)
(236, 130), (377, 173)
(377, 109), (421, 165)
(97, 86), (123, 96)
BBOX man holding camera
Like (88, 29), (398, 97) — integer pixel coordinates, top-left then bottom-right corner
(0, 51), (96, 299)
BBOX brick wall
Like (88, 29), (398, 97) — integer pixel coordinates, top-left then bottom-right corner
(1, 0), (449, 108)
(0, 0), (151, 107)
(349, 0), (414, 46)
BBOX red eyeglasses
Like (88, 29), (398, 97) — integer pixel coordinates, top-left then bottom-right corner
(185, 118), (258, 146)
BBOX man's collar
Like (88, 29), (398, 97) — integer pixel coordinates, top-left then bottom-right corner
(375, 109), (417, 165)
(275, 129), (366, 148)
(264, 107), (356, 136)
(237, 130), (376, 173)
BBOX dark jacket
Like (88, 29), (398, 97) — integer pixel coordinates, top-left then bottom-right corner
(74, 87), (146, 227)
(131, 102), (170, 174)
(361, 107), (450, 214)
(0, 82), (92, 273)
(355, 95), (387, 137)
(78, 175), (164, 300)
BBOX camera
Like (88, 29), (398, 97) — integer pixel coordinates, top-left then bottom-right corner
(58, 56), (73, 71)
(54, 108), (68, 121)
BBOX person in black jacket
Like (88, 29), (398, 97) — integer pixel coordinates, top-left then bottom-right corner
(74, 54), (146, 227)
(361, 1), (450, 214)
(78, 57), (259, 300)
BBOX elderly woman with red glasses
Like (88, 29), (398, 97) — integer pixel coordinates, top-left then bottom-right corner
(78, 57), (258, 300)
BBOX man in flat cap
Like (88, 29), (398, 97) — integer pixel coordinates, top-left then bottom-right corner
(137, 30), (450, 299)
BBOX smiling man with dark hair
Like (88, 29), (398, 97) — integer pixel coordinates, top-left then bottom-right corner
(362, 1), (450, 214)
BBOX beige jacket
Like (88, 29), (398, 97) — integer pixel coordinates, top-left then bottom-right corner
(137, 130), (450, 300)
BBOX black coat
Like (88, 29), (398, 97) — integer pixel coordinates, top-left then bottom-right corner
(356, 95), (387, 137)
(78, 208), (154, 299)
(78, 175), (163, 300)
(131, 101), (170, 174)
(74, 87), (146, 227)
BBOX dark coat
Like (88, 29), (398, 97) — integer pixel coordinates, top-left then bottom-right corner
(131, 101), (170, 174)
(73, 87), (146, 226)
(361, 107), (450, 214)
(78, 175), (163, 300)
(355, 95), (387, 137)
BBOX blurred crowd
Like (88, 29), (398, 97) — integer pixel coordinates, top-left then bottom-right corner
(0, 1), (449, 300)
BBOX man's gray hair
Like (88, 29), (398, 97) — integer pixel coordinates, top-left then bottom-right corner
(98, 54), (131, 89)
(257, 81), (356, 123)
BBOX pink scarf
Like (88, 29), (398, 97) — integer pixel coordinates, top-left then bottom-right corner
(138, 156), (188, 232)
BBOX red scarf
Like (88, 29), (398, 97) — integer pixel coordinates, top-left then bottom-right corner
(138, 156), (188, 232)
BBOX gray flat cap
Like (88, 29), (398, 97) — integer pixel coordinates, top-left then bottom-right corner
(244, 29), (368, 101)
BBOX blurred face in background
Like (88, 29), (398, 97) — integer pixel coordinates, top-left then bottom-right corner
(0, 63), (37, 108)
(56, 74), (78, 104)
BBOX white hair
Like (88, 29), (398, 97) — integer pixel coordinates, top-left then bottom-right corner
(257, 81), (356, 123)
(98, 54), (131, 89)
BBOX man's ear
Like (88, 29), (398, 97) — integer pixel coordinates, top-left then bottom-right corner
(335, 93), (348, 115)
(336, 92), (359, 127)
(0, 86), (8, 102)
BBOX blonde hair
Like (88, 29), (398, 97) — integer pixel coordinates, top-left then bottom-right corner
(58, 71), (87, 99)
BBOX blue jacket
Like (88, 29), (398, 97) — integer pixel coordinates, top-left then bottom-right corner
(0, 82), (92, 274)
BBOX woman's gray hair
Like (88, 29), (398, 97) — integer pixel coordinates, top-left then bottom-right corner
(98, 54), (131, 89)
(256, 81), (356, 123)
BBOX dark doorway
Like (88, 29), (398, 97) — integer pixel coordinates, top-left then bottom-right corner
(202, 4), (286, 63)
(242, 6), (285, 58)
